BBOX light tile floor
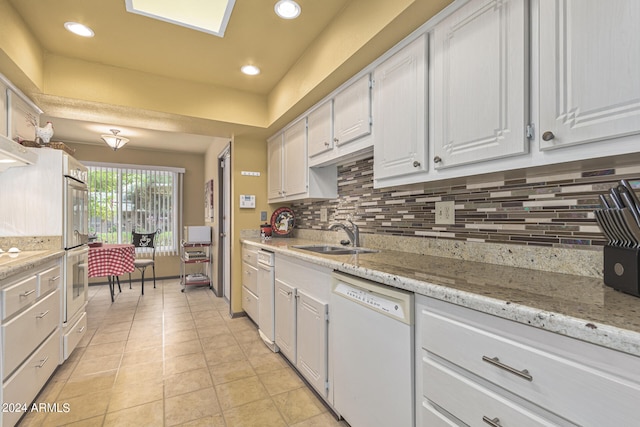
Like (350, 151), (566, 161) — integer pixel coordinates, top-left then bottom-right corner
(18, 280), (349, 427)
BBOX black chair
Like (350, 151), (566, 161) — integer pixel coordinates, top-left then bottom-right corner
(129, 230), (158, 295)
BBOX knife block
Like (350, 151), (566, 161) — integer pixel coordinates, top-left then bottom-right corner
(603, 245), (640, 297)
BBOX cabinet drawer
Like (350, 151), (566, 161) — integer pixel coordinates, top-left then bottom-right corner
(420, 399), (463, 427)
(242, 286), (259, 322)
(63, 311), (87, 361)
(2, 275), (38, 319)
(423, 358), (558, 427)
(421, 309), (640, 426)
(3, 329), (60, 427)
(3, 289), (60, 379)
(242, 246), (258, 266)
(242, 262), (258, 295)
(38, 265), (61, 296)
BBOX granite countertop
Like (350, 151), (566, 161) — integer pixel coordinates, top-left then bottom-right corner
(0, 250), (65, 282)
(242, 237), (640, 357)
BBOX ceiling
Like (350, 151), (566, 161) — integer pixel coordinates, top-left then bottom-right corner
(4, 0), (453, 153)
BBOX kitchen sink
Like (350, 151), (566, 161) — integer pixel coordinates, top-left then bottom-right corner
(292, 245), (378, 255)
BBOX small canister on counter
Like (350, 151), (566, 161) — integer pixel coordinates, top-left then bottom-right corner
(260, 223), (272, 239)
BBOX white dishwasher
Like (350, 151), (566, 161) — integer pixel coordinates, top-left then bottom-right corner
(331, 271), (414, 427)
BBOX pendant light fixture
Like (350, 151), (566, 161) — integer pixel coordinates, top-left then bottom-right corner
(101, 129), (129, 151)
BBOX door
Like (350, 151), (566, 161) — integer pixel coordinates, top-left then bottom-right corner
(373, 34), (428, 181)
(282, 118), (308, 198)
(296, 290), (328, 397)
(539, 0), (640, 150)
(275, 279), (296, 363)
(433, 0), (528, 168)
(217, 145), (231, 300)
(333, 74), (371, 146)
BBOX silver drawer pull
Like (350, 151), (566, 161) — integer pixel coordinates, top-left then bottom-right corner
(20, 289), (36, 297)
(78, 326), (86, 333)
(35, 356), (49, 368)
(482, 356), (533, 381)
(482, 416), (502, 427)
(49, 275), (61, 282)
(36, 310), (50, 319)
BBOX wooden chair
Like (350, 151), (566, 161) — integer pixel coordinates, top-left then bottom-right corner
(129, 230), (158, 295)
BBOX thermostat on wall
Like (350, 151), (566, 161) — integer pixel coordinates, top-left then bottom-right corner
(240, 195), (256, 208)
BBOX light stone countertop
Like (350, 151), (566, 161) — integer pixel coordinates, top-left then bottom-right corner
(242, 237), (640, 357)
(0, 250), (65, 282)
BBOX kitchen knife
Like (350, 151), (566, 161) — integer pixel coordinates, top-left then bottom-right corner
(618, 186), (640, 227)
(599, 194), (612, 209)
(621, 208), (640, 247)
(612, 208), (638, 248)
(601, 209), (623, 246)
(610, 186), (625, 209)
(594, 210), (615, 245)
(620, 179), (640, 213)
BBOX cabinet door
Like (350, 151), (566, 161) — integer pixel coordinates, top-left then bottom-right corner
(539, 0), (640, 150)
(296, 290), (328, 397)
(373, 34), (428, 181)
(433, 0), (528, 168)
(275, 279), (296, 363)
(334, 74), (371, 146)
(7, 90), (38, 143)
(282, 118), (308, 198)
(267, 134), (283, 200)
(308, 101), (333, 158)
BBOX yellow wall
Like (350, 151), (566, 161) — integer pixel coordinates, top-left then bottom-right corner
(65, 141), (207, 283)
(229, 137), (268, 314)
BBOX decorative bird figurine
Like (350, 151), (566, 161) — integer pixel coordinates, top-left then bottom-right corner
(35, 121), (54, 144)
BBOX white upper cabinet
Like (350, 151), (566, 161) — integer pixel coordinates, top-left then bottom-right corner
(373, 34), (428, 184)
(333, 74), (371, 147)
(282, 118), (308, 199)
(0, 81), (7, 137)
(307, 100), (333, 158)
(267, 133), (284, 200)
(268, 119), (337, 203)
(7, 90), (39, 144)
(433, 0), (529, 169)
(539, 0), (640, 150)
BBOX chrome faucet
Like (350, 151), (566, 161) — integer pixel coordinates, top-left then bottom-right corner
(329, 219), (360, 247)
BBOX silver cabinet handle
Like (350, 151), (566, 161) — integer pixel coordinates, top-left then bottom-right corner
(35, 356), (49, 368)
(542, 131), (555, 141)
(36, 310), (50, 319)
(324, 141), (330, 147)
(434, 156), (442, 163)
(333, 137), (339, 143)
(20, 289), (36, 297)
(78, 326), (86, 333)
(49, 275), (61, 282)
(413, 160), (421, 168)
(482, 416), (502, 427)
(245, 270), (251, 275)
(482, 356), (533, 381)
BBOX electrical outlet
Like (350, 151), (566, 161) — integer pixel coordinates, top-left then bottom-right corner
(320, 208), (328, 222)
(260, 211), (267, 221)
(435, 201), (455, 225)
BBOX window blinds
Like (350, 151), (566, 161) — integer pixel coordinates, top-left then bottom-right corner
(86, 163), (184, 256)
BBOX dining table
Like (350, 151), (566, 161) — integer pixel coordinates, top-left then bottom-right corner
(88, 243), (135, 302)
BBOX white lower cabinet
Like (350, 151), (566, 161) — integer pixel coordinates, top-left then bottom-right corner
(241, 245), (259, 322)
(274, 254), (331, 401)
(1, 256), (63, 427)
(416, 295), (640, 427)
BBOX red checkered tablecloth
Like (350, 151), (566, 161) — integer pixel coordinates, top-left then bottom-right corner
(88, 244), (136, 278)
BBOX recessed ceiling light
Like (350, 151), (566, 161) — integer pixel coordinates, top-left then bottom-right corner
(64, 22), (95, 37)
(274, 0), (301, 19)
(241, 65), (261, 76)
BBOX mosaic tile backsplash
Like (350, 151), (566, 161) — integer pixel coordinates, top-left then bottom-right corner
(291, 157), (640, 251)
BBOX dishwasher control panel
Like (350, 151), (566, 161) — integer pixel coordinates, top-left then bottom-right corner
(334, 282), (407, 321)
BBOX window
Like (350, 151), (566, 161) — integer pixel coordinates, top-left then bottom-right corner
(86, 163), (184, 255)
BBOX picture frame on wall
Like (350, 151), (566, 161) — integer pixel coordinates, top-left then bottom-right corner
(205, 179), (214, 221)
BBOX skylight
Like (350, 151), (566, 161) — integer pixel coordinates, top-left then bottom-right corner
(125, 0), (236, 37)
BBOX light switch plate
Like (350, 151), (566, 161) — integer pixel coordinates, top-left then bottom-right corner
(435, 201), (455, 225)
